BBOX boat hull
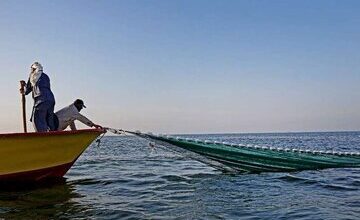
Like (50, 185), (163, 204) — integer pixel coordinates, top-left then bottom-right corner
(0, 129), (103, 182)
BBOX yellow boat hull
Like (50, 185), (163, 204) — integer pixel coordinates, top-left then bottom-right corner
(0, 129), (103, 182)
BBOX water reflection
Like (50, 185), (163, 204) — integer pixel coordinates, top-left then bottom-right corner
(0, 178), (90, 219)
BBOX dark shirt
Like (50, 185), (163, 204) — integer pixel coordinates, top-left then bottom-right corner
(25, 73), (55, 106)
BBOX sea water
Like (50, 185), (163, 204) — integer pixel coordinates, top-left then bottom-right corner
(0, 132), (359, 219)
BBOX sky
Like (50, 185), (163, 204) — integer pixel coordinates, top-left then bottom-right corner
(0, 0), (359, 134)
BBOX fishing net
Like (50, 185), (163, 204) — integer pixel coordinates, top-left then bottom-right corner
(106, 128), (360, 173)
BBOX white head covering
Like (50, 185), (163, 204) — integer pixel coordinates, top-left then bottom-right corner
(29, 62), (43, 87)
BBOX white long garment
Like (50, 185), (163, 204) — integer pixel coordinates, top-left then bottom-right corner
(56, 104), (94, 131)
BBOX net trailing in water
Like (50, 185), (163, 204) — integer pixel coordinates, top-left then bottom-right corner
(107, 129), (360, 173)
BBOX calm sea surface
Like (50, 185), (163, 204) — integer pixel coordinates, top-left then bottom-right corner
(1, 132), (360, 219)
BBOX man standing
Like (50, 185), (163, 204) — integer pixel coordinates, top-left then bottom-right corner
(55, 99), (102, 131)
(20, 62), (56, 132)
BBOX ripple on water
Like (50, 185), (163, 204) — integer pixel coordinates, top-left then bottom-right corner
(1, 132), (360, 219)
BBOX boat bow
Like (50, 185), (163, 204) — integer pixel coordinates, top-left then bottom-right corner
(0, 129), (104, 181)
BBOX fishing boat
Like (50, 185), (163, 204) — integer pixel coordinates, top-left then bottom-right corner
(0, 129), (104, 182)
(122, 130), (360, 173)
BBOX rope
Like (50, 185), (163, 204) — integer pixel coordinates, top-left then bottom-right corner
(103, 127), (240, 172)
(95, 132), (107, 147)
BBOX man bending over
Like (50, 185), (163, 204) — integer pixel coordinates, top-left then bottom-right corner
(55, 99), (102, 131)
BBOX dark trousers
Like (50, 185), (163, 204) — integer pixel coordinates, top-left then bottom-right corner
(32, 101), (56, 132)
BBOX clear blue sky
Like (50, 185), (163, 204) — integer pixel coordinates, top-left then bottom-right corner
(1, 0), (359, 134)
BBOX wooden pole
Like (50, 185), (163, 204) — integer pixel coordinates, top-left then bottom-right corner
(20, 80), (27, 133)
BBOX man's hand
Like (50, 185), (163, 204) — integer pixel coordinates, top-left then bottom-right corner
(19, 80), (26, 94)
(93, 124), (103, 129)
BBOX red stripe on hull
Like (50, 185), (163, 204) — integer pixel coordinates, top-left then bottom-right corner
(0, 161), (75, 182)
